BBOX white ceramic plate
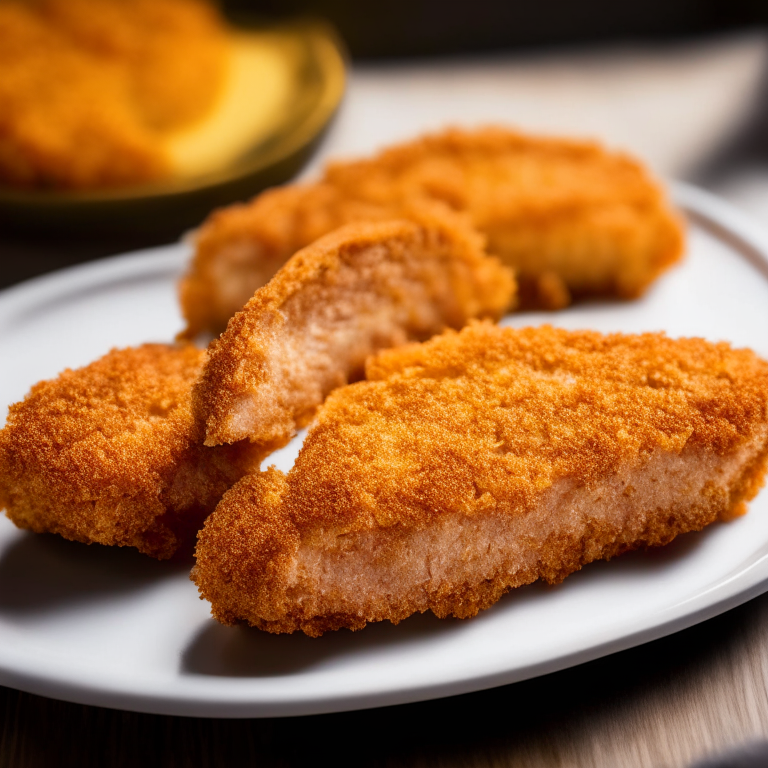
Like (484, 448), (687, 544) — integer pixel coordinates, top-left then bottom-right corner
(0, 183), (767, 718)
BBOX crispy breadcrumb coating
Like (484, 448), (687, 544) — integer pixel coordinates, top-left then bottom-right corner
(0, 0), (227, 189)
(0, 345), (261, 559)
(180, 127), (685, 336)
(195, 206), (515, 448)
(193, 323), (768, 635)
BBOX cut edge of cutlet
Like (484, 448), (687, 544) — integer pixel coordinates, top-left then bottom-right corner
(196, 440), (768, 636)
(193, 206), (515, 449)
(192, 324), (768, 635)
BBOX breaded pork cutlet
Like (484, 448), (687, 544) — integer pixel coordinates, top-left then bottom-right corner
(0, 345), (261, 559)
(194, 323), (768, 635)
(195, 207), (515, 449)
(180, 127), (685, 337)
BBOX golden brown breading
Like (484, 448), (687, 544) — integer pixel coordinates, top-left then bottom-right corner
(0, 345), (261, 559)
(195, 206), (515, 448)
(0, 0), (227, 189)
(180, 127), (685, 336)
(193, 323), (768, 635)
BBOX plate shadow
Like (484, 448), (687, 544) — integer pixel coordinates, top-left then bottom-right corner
(182, 610), (453, 678)
(583, 519), (720, 577)
(0, 531), (190, 615)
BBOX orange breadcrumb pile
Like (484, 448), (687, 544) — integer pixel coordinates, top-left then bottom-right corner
(194, 205), (515, 449)
(0, 345), (261, 559)
(181, 127), (685, 336)
(194, 323), (768, 635)
(0, 0), (227, 189)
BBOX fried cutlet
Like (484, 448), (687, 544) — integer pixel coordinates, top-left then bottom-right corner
(180, 127), (685, 337)
(195, 206), (515, 449)
(0, 344), (261, 559)
(193, 323), (768, 635)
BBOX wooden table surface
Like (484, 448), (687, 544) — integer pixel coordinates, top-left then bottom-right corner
(1, 234), (767, 768)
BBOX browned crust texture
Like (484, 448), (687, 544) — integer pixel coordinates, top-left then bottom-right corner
(180, 126), (685, 336)
(194, 206), (515, 448)
(193, 324), (768, 634)
(0, 344), (261, 559)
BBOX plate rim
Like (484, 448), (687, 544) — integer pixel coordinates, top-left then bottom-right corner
(1, 181), (768, 718)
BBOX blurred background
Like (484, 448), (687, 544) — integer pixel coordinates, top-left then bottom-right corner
(239, 0), (768, 58)
(275, 0), (768, 216)
(4, 0), (768, 282)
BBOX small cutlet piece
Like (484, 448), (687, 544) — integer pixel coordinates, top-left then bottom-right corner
(193, 323), (768, 636)
(0, 345), (261, 560)
(194, 207), (515, 450)
(180, 126), (684, 337)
